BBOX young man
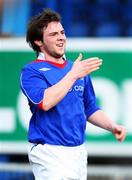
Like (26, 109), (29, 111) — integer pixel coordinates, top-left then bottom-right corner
(20, 9), (126, 180)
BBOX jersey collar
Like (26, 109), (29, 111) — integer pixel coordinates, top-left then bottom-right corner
(34, 52), (67, 68)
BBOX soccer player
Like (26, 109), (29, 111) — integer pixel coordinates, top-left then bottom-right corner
(20, 8), (126, 180)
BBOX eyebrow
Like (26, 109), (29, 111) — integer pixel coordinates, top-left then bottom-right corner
(48, 29), (65, 35)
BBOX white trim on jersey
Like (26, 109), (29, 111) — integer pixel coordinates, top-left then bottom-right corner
(37, 52), (66, 60)
(20, 73), (43, 105)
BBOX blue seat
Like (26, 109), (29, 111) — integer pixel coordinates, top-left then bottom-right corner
(122, 5), (132, 22)
(67, 23), (89, 37)
(88, 5), (112, 22)
(1, 0), (30, 36)
(127, 25), (132, 36)
(95, 0), (119, 6)
(127, 0), (132, 5)
(30, 0), (46, 16)
(0, 172), (9, 180)
(94, 22), (121, 37)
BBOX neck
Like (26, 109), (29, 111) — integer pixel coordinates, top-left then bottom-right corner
(40, 52), (65, 64)
(46, 56), (64, 63)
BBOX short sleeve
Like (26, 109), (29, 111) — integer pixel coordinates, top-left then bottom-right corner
(84, 76), (100, 118)
(20, 67), (48, 105)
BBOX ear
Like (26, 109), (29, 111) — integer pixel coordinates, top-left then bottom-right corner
(34, 40), (43, 47)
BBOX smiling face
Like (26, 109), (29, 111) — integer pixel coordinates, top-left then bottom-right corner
(36, 21), (66, 60)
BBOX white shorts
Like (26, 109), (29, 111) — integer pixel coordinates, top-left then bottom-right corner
(28, 143), (88, 180)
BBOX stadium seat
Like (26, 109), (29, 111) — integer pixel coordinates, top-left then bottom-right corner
(67, 23), (89, 37)
(122, 5), (132, 22)
(31, 0), (57, 16)
(1, 0), (132, 38)
(1, 0), (30, 36)
(94, 22), (121, 37)
(127, 25), (132, 36)
(95, 0), (119, 6)
(88, 5), (112, 23)
(128, 0), (132, 5)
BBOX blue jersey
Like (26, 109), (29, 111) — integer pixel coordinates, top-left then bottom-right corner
(20, 59), (100, 146)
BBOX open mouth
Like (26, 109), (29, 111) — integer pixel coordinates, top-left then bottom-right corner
(56, 43), (63, 47)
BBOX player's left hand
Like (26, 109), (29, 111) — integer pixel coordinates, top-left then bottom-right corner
(112, 125), (126, 142)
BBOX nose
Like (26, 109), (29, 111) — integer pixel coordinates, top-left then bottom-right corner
(58, 33), (65, 40)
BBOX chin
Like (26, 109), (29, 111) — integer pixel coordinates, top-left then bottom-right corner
(54, 52), (64, 58)
(54, 55), (63, 58)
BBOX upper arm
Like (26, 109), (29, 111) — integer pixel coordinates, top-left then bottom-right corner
(83, 76), (100, 118)
(20, 67), (48, 105)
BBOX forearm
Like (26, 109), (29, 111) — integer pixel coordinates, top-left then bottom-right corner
(88, 110), (116, 133)
(41, 55), (102, 111)
(41, 70), (77, 111)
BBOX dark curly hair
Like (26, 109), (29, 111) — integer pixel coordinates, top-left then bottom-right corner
(26, 8), (61, 55)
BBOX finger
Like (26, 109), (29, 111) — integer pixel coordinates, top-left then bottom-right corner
(115, 130), (126, 142)
(75, 53), (82, 62)
(83, 59), (103, 66)
(119, 129), (126, 141)
(83, 57), (100, 62)
(85, 66), (100, 74)
(116, 133), (125, 142)
(91, 60), (102, 67)
(88, 57), (100, 61)
(89, 58), (103, 64)
(83, 62), (102, 74)
(84, 61), (102, 70)
(119, 133), (126, 142)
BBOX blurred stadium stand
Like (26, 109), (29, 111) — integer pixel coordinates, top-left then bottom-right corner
(1, 0), (30, 36)
(0, 0), (132, 37)
(94, 22), (122, 37)
(127, 25), (132, 36)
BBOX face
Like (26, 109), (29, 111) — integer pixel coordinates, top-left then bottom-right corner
(40, 21), (66, 59)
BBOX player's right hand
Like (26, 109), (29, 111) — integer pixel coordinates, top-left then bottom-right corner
(71, 53), (103, 79)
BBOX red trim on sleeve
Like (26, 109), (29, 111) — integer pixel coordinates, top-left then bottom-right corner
(38, 101), (43, 110)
